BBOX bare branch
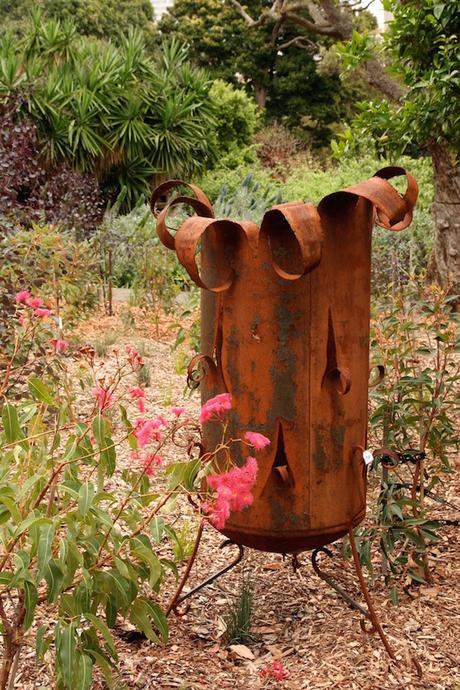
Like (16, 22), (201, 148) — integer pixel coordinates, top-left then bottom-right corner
(278, 35), (317, 51)
(229, 0), (279, 27)
(271, 15), (287, 44)
(228, 0), (404, 102)
(284, 11), (344, 37)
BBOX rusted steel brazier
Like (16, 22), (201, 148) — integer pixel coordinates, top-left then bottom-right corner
(152, 168), (418, 555)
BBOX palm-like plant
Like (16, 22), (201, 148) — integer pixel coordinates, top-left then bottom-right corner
(0, 16), (218, 210)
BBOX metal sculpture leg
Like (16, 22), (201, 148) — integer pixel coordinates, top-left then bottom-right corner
(311, 531), (396, 660)
(312, 547), (370, 620)
(166, 522), (245, 617)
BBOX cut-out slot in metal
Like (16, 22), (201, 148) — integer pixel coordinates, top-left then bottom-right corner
(272, 426), (293, 486)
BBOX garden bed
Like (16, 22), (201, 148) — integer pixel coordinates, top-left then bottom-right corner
(12, 307), (460, 690)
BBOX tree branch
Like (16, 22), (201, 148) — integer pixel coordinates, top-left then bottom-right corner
(278, 35), (317, 51)
(284, 11), (344, 37)
(229, 0), (280, 27)
(228, 0), (405, 102)
(362, 57), (405, 101)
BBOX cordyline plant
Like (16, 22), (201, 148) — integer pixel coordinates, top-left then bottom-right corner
(0, 290), (265, 689)
(356, 280), (460, 601)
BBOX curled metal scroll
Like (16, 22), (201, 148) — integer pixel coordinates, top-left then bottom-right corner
(187, 354), (219, 390)
(373, 167), (418, 231)
(318, 166), (419, 233)
(261, 202), (322, 280)
(174, 217), (258, 293)
(369, 364), (385, 388)
(322, 366), (352, 395)
(151, 179), (214, 250)
(151, 167), (418, 291)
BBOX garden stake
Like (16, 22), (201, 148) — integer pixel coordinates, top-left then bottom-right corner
(152, 167), (419, 658)
(348, 527), (396, 660)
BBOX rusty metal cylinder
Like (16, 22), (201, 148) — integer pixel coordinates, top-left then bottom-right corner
(151, 168), (418, 554)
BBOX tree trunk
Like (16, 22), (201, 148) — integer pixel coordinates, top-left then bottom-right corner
(428, 142), (460, 309)
(254, 83), (267, 108)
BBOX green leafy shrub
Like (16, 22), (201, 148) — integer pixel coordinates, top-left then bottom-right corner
(214, 173), (284, 225)
(0, 0), (157, 46)
(356, 281), (460, 594)
(207, 79), (260, 169)
(96, 202), (188, 328)
(280, 154), (433, 207)
(0, 223), (99, 346)
(0, 289), (263, 689)
(254, 122), (318, 180)
(198, 161), (279, 208)
(0, 22), (217, 209)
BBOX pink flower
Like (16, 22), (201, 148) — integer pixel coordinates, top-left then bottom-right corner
(171, 406), (186, 417)
(260, 660), (288, 682)
(33, 308), (51, 318)
(92, 386), (113, 410)
(26, 296), (44, 308)
(15, 290), (30, 303)
(140, 453), (163, 476)
(134, 416), (167, 448)
(205, 456), (258, 530)
(200, 393), (232, 423)
(129, 387), (145, 400)
(129, 387), (145, 413)
(125, 345), (144, 368)
(244, 431), (270, 450)
(51, 338), (69, 352)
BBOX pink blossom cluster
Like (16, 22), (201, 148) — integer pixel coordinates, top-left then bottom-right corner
(134, 416), (168, 448)
(244, 431), (270, 450)
(129, 386), (145, 413)
(260, 659), (289, 682)
(204, 456), (258, 530)
(50, 338), (69, 353)
(131, 451), (163, 476)
(15, 291), (52, 318)
(200, 393), (232, 423)
(92, 386), (113, 410)
(125, 345), (144, 369)
(171, 406), (186, 417)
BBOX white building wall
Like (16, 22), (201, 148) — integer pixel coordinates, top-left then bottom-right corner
(152, 0), (174, 18)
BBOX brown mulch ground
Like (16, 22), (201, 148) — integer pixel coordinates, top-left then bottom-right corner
(12, 307), (460, 690)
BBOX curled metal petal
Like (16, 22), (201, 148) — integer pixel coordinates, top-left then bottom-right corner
(261, 202), (322, 280)
(319, 166), (418, 233)
(369, 364), (385, 388)
(150, 179), (214, 250)
(187, 354), (219, 390)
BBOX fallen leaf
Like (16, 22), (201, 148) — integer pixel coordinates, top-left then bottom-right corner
(229, 644), (255, 660)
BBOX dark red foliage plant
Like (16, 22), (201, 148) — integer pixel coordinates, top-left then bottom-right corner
(0, 100), (105, 235)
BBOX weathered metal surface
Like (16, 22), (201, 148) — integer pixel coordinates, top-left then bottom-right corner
(151, 169), (418, 554)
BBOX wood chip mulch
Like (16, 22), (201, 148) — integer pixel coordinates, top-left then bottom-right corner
(11, 308), (460, 690)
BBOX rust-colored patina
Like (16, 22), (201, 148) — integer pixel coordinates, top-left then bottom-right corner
(151, 168), (418, 555)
